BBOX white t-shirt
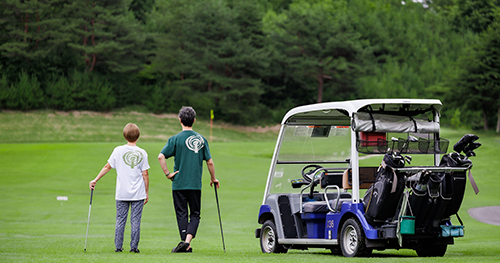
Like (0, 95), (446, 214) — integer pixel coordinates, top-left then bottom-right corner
(108, 145), (150, 201)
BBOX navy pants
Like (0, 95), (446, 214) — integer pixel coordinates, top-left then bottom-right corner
(115, 200), (144, 250)
(172, 190), (201, 241)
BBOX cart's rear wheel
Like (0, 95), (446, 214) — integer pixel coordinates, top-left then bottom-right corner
(330, 245), (342, 255)
(416, 243), (447, 257)
(260, 220), (288, 253)
(339, 218), (372, 257)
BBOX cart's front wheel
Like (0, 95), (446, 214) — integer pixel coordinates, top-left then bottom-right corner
(260, 220), (288, 253)
(339, 218), (372, 257)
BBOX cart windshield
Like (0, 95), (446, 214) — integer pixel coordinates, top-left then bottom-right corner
(270, 125), (351, 194)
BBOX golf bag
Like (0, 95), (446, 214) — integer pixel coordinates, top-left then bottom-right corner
(364, 153), (406, 225)
(409, 152), (472, 230)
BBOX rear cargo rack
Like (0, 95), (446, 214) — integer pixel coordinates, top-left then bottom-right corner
(394, 166), (471, 174)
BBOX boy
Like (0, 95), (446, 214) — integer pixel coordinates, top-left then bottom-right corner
(158, 106), (219, 253)
(89, 123), (150, 253)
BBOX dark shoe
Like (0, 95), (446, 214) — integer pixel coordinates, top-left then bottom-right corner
(130, 248), (140, 253)
(171, 242), (189, 253)
(187, 247), (193, 253)
(115, 248), (123, 252)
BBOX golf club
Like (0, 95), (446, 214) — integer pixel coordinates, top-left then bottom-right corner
(84, 188), (94, 252)
(214, 184), (226, 252)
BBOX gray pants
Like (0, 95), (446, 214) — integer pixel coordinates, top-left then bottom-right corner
(115, 200), (144, 250)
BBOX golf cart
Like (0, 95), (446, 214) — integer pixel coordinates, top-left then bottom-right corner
(255, 99), (480, 257)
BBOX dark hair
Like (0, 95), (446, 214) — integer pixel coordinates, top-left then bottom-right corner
(123, 123), (140, 142)
(179, 106), (196, 127)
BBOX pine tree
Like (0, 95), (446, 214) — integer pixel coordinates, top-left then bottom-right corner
(451, 16), (500, 131)
(129, 0), (155, 24)
(0, 0), (77, 78)
(267, 0), (367, 103)
(65, 0), (149, 73)
(149, 0), (270, 124)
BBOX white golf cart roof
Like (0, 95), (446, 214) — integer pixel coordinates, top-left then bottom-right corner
(282, 99), (442, 125)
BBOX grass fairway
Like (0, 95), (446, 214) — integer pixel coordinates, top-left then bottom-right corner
(1, 111), (500, 262)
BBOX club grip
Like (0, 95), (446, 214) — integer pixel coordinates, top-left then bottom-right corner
(89, 189), (94, 205)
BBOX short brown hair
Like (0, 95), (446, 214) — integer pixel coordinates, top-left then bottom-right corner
(123, 123), (140, 142)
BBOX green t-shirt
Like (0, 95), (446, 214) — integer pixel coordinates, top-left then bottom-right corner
(160, 130), (212, 190)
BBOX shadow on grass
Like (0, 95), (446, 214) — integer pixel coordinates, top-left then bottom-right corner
(287, 250), (417, 258)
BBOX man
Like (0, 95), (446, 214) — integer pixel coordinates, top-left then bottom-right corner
(158, 106), (219, 253)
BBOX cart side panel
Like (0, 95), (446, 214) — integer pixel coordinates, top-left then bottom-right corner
(340, 202), (378, 240)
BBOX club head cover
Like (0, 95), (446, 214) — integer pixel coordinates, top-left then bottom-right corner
(464, 142), (481, 157)
(465, 151), (476, 157)
(453, 134), (479, 153)
(465, 142), (481, 152)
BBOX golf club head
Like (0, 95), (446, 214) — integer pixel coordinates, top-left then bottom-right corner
(392, 153), (405, 166)
(407, 135), (418, 142)
(404, 155), (412, 165)
(389, 137), (399, 154)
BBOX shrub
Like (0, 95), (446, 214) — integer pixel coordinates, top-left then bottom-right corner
(45, 71), (116, 111)
(0, 72), (44, 110)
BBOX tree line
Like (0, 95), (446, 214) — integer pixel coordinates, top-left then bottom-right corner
(0, 0), (499, 131)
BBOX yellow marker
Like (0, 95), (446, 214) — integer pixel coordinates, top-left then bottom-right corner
(210, 109), (214, 142)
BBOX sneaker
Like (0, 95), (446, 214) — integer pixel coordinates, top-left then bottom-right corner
(187, 247), (193, 253)
(115, 248), (123, 252)
(171, 242), (189, 253)
(130, 248), (140, 253)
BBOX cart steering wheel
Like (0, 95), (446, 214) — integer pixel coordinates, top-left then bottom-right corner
(301, 164), (324, 184)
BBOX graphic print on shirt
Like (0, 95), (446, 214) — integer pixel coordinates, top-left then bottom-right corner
(123, 150), (144, 169)
(186, 134), (205, 153)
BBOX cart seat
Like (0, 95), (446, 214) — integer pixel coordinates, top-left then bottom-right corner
(342, 167), (378, 189)
(302, 193), (351, 213)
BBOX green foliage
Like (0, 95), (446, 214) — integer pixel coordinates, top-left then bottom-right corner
(148, 0), (271, 124)
(45, 71), (116, 111)
(129, 0), (155, 23)
(144, 83), (215, 118)
(0, 0), (67, 60)
(0, 71), (44, 110)
(265, 0), (367, 103)
(448, 0), (500, 33)
(443, 7), (500, 131)
(65, 0), (150, 74)
(0, 0), (499, 128)
(450, 108), (463, 128)
(0, 0), (80, 79)
(144, 84), (169, 114)
(0, 74), (7, 108)
(350, 0), (472, 102)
